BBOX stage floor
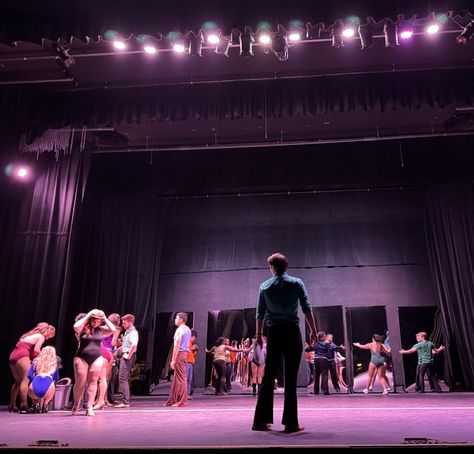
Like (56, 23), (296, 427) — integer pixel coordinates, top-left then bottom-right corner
(1, 391), (474, 450)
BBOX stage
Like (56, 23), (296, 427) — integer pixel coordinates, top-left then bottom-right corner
(1, 391), (473, 450)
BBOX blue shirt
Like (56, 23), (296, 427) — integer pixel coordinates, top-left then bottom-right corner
(257, 272), (312, 326)
(176, 325), (192, 352)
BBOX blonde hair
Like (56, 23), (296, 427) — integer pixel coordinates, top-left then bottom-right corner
(20, 323), (55, 340)
(35, 346), (58, 375)
(108, 313), (121, 327)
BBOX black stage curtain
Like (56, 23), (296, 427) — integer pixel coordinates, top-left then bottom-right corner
(0, 142), (92, 403)
(58, 194), (165, 381)
(2, 69), (473, 129)
(424, 183), (474, 390)
(1, 0), (472, 43)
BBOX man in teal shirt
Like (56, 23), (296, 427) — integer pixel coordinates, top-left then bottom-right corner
(252, 252), (317, 433)
(399, 332), (445, 393)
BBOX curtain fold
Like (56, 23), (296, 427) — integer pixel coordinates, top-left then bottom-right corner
(2, 69), (473, 129)
(1, 143), (92, 403)
(424, 182), (474, 390)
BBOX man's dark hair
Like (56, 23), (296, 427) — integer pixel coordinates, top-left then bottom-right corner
(267, 252), (288, 275)
(176, 312), (188, 323)
(317, 331), (326, 340)
(191, 329), (197, 337)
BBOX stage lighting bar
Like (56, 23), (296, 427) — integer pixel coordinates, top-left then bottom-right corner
(97, 12), (470, 61)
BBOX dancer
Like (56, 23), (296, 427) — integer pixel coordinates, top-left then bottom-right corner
(311, 331), (330, 395)
(93, 312), (121, 410)
(115, 313), (139, 408)
(252, 252), (317, 433)
(353, 334), (391, 395)
(335, 350), (348, 389)
(165, 312), (192, 407)
(27, 346), (59, 413)
(326, 333), (342, 393)
(105, 313), (122, 406)
(186, 329), (198, 399)
(250, 335), (266, 396)
(399, 332), (445, 393)
(9, 323), (56, 413)
(206, 337), (243, 395)
(368, 331), (391, 391)
(72, 309), (116, 416)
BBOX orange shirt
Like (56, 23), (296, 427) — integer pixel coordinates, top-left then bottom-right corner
(188, 341), (198, 364)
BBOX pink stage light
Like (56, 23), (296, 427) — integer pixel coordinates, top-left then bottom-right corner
(342, 28), (355, 38)
(113, 40), (127, 50)
(399, 30), (413, 40)
(426, 24), (440, 35)
(17, 167), (28, 178)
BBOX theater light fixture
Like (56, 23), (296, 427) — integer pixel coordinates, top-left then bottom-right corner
(332, 20), (345, 48)
(272, 25), (289, 61)
(215, 34), (231, 56)
(384, 19), (399, 47)
(456, 20), (474, 44)
(53, 42), (75, 69)
(188, 31), (204, 57)
(358, 17), (376, 49)
(240, 26), (255, 56)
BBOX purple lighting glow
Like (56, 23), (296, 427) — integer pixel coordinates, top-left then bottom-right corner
(17, 167), (28, 178)
(426, 24), (440, 35)
(399, 30), (413, 40)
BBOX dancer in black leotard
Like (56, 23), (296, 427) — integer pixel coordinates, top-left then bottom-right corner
(72, 309), (115, 416)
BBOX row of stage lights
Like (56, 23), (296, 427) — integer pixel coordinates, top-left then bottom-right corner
(104, 14), (474, 61)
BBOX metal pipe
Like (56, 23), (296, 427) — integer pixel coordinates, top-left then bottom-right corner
(0, 29), (461, 63)
(93, 130), (474, 154)
(0, 78), (74, 86)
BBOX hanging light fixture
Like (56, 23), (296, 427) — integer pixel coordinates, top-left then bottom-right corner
(384, 19), (399, 47)
(358, 17), (376, 49)
(240, 25), (255, 56)
(272, 25), (288, 60)
(188, 31), (204, 57)
(332, 19), (345, 48)
(456, 19), (474, 44)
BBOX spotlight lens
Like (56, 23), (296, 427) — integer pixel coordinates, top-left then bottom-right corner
(113, 40), (127, 50)
(17, 168), (28, 177)
(426, 24), (440, 35)
(144, 45), (157, 54)
(400, 30), (413, 39)
(288, 32), (301, 42)
(259, 34), (271, 45)
(173, 43), (185, 53)
(342, 28), (355, 38)
(208, 34), (220, 44)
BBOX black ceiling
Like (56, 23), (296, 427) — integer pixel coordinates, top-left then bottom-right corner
(1, 0), (474, 150)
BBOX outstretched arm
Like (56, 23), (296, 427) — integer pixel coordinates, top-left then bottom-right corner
(399, 348), (417, 355)
(353, 342), (371, 350)
(433, 345), (445, 354)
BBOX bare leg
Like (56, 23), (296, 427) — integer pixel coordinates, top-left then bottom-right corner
(94, 359), (109, 408)
(364, 363), (376, 393)
(85, 357), (104, 415)
(11, 358), (31, 410)
(73, 357), (89, 413)
(378, 366), (389, 393)
(43, 383), (56, 406)
(337, 365), (348, 388)
(9, 363), (21, 410)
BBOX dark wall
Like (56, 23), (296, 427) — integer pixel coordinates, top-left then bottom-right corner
(156, 189), (437, 386)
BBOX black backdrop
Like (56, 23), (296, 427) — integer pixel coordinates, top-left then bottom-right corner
(2, 132), (474, 400)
